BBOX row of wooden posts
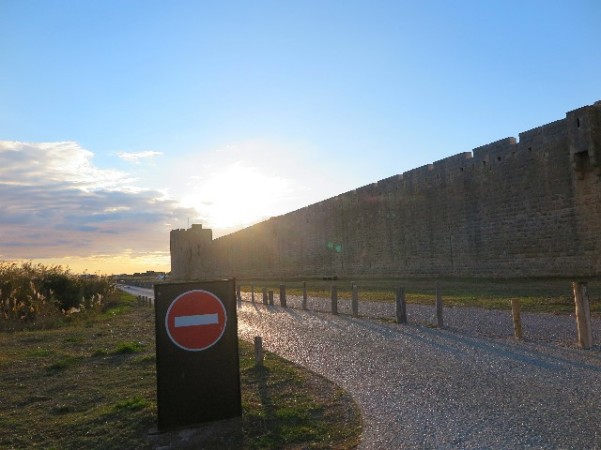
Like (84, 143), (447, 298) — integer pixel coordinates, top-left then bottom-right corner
(239, 280), (595, 350)
(238, 281), (446, 328)
(137, 295), (153, 307)
(238, 282), (353, 315)
(510, 281), (594, 349)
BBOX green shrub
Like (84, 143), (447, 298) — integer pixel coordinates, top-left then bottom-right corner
(114, 341), (144, 354)
(113, 396), (148, 411)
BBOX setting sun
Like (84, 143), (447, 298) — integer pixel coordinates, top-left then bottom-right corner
(181, 162), (292, 232)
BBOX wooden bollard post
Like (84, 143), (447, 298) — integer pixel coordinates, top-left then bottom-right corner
(262, 288), (268, 305)
(511, 299), (523, 340)
(435, 281), (444, 328)
(573, 281), (593, 349)
(251, 284), (255, 303)
(236, 285), (241, 303)
(351, 284), (359, 317)
(396, 287), (407, 324)
(280, 284), (287, 307)
(331, 285), (338, 315)
(302, 281), (307, 310)
(254, 336), (264, 367)
(268, 290), (274, 305)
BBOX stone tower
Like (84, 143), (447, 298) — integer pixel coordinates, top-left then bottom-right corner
(170, 224), (214, 280)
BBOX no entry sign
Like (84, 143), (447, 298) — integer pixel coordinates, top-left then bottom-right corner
(154, 279), (241, 431)
(165, 290), (227, 351)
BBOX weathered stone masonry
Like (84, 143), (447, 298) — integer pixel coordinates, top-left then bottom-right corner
(171, 101), (601, 280)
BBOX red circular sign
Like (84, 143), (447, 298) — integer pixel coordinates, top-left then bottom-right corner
(165, 290), (227, 351)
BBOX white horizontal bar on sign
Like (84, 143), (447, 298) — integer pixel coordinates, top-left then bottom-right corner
(174, 314), (219, 327)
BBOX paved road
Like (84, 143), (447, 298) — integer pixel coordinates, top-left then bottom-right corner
(237, 300), (601, 449)
(118, 284), (155, 301)
(123, 286), (601, 448)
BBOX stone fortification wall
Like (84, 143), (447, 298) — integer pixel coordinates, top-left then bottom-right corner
(171, 102), (601, 280)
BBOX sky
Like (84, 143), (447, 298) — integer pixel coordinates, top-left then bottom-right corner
(1, 0), (600, 274)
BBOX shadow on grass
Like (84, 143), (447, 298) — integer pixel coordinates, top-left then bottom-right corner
(243, 364), (281, 448)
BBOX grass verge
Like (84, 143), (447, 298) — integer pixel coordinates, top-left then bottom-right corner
(0, 291), (361, 449)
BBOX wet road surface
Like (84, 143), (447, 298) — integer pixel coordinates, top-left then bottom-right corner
(238, 300), (601, 449)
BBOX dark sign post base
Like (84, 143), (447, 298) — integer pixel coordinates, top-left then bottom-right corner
(154, 279), (241, 431)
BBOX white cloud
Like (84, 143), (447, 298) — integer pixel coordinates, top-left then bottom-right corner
(0, 141), (134, 191)
(0, 141), (197, 262)
(116, 150), (163, 163)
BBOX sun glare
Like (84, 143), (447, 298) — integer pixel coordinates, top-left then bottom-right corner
(182, 163), (291, 231)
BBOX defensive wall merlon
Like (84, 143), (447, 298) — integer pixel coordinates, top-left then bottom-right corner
(171, 101), (601, 279)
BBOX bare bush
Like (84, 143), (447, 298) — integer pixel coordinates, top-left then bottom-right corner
(0, 262), (114, 326)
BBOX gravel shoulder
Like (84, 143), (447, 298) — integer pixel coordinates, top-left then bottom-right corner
(238, 296), (601, 449)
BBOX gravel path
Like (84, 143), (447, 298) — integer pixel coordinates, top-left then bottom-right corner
(238, 295), (601, 449)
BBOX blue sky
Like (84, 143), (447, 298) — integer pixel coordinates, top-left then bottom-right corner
(1, 0), (600, 273)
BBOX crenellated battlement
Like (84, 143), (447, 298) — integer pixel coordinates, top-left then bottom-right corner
(171, 101), (601, 280)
